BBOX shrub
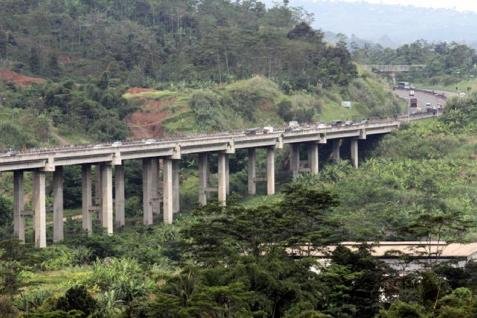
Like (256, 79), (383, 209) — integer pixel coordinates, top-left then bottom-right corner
(87, 258), (152, 304)
(55, 285), (97, 317)
(0, 295), (19, 318)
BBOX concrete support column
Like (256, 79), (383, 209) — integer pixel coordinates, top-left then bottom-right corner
(225, 157), (230, 195)
(198, 153), (208, 206)
(248, 148), (257, 195)
(267, 147), (275, 195)
(331, 139), (342, 162)
(155, 159), (163, 216)
(13, 171), (25, 243)
(114, 165), (125, 228)
(81, 165), (93, 235)
(163, 159), (173, 224)
(150, 159), (159, 215)
(218, 153), (228, 206)
(142, 159), (153, 225)
(290, 144), (300, 178)
(100, 164), (113, 235)
(172, 160), (180, 213)
(308, 143), (319, 175)
(52, 167), (64, 243)
(351, 138), (359, 169)
(33, 171), (46, 248)
(95, 165), (102, 222)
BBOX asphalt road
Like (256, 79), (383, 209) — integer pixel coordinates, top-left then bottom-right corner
(393, 88), (448, 110)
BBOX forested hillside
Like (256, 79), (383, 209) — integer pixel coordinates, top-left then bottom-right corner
(0, 0), (403, 148)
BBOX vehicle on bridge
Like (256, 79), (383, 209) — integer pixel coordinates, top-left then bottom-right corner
(398, 81), (410, 90)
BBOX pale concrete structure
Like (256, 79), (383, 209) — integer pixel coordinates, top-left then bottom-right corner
(2, 116), (429, 240)
(81, 165), (93, 234)
(331, 139), (342, 162)
(266, 148), (275, 195)
(150, 158), (159, 215)
(218, 153), (228, 205)
(94, 165), (103, 222)
(163, 159), (173, 224)
(13, 171), (25, 242)
(100, 164), (113, 235)
(52, 167), (64, 242)
(198, 153), (208, 206)
(172, 160), (180, 213)
(308, 143), (319, 174)
(155, 159), (163, 216)
(142, 159), (154, 225)
(351, 138), (359, 168)
(33, 171), (46, 248)
(248, 148), (257, 195)
(114, 165), (125, 227)
(290, 144), (300, 178)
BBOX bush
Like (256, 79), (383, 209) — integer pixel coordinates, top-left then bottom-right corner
(87, 258), (152, 304)
(55, 285), (97, 317)
(0, 295), (19, 318)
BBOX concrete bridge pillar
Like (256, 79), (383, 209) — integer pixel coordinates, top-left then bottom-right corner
(150, 158), (159, 216)
(81, 165), (93, 235)
(198, 153), (208, 206)
(308, 143), (319, 175)
(13, 171), (25, 243)
(331, 139), (342, 162)
(248, 148), (257, 195)
(142, 159), (154, 225)
(267, 147), (275, 195)
(114, 165), (125, 228)
(351, 138), (359, 168)
(163, 159), (173, 224)
(290, 144), (300, 178)
(100, 164), (113, 235)
(52, 167), (64, 243)
(33, 171), (46, 248)
(218, 152), (228, 206)
(95, 165), (102, 222)
(155, 159), (163, 216)
(172, 160), (180, 213)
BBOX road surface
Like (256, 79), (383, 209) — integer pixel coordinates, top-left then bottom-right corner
(393, 88), (448, 110)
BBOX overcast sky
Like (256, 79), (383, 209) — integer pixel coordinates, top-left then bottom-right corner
(299, 0), (477, 12)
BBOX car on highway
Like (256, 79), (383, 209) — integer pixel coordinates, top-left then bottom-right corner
(263, 126), (274, 134)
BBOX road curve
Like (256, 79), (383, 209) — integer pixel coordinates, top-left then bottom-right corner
(393, 88), (448, 109)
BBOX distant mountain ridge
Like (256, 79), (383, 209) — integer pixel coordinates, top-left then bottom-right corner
(263, 0), (477, 47)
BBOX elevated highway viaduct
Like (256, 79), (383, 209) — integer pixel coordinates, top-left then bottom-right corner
(1, 114), (436, 247)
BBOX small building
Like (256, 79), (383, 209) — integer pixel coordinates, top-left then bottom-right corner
(290, 241), (477, 273)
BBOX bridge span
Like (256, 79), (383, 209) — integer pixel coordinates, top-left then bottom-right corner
(2, 114), (436, 247)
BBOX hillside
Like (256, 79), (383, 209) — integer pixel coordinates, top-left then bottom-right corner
(0, 0), (405, 149)
(124, 73), (403, 138)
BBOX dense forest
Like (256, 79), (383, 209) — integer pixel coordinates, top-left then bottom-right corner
(0, 0), (356, 87)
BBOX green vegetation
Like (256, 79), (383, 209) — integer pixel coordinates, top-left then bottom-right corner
(3, 0), (477, 317)
(353, 40), (477, 87)
(0, 93), (477, 316)
(0, 0), (404, 149)
(124, 74), (403, 134)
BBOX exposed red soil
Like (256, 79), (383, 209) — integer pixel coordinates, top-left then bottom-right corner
(0, 69), (46, 87)
(126, 87), (155, 94)
(126, 99), (174, 139)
